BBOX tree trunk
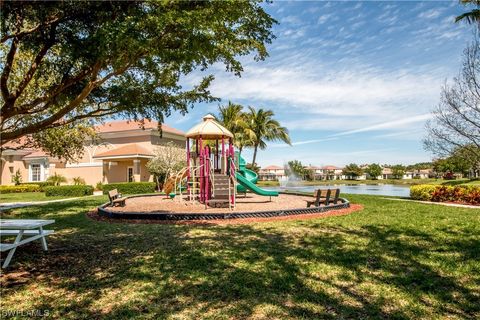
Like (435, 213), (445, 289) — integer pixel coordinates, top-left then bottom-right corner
(252, 145), (258, 166)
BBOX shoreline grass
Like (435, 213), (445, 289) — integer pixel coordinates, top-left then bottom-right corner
(257, 178), (480, 187)
(0, 194), (479, 319)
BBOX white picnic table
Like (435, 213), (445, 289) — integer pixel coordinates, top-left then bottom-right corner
(0, 219), (55, 268)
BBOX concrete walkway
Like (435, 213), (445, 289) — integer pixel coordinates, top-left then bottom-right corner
(382, 197), (480, 209)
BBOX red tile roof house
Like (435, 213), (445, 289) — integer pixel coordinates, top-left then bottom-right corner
(319, 166), (344, 180)
(303, 166), (323, 180)
(0, 120), (185, 186)
(258, 165), (286, 181)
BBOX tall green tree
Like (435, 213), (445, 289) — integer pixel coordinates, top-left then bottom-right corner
(0, 1), (276, 160)
(366, 163), (382, 180)
(342, 163), (363, 180)
(455, 0), (480, 25)
(391, 165), (406, 179)
(246, 107), (291, 165)
(216, 102), (255, 156)
(287, 160), (307, 179)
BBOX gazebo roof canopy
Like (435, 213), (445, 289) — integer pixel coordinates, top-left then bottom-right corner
(185, 114), (233, 140)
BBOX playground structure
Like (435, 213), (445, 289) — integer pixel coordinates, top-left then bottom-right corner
(163, 114), (278, 209)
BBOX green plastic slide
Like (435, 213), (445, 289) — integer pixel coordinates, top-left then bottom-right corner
(236, 172), (279, 196)
(235, 153), (278, 196)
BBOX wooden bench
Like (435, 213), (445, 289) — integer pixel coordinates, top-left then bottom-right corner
(306, 188), (341, 207)
(108, 189), (126, 207)
(0, 219), (55, 268)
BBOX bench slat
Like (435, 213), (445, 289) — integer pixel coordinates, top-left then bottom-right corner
(0, 243), (15, 251)
(0, 230), (54, 236)
(0, 231), (55, 252)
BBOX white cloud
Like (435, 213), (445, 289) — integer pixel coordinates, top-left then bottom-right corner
(317, 14), (333, 25)
(331, 114), (433, 137)
(418, 8), (443, 19)
(270, 137), (338, 148)
(204, 62), (442, 126)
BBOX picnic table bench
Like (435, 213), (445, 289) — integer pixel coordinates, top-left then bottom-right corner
(0, 219), (55, 268)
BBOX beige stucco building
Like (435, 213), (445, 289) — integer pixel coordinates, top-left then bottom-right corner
(0, 120), (185, 186)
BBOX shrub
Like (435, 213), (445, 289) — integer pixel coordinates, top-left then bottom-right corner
(46, 173), (67, 186)
(21, 181), (55, 191)
(410, 185), (437, 201)
(102, 182), (156, 195)
(410, 184), (480, 205)
(11, 169), (22, 185)
(72, 177), (86, 185)
(0, 184), (40, 193)
(95, 181), (103, 191)
(44, 185), (94, 197)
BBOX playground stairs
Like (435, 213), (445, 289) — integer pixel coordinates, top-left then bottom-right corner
(207, 173), (233, 208)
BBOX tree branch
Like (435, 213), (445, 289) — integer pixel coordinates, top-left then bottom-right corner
(0, 37), (18, 102)
(11, 23), (57, 102)
(1, 16), (62, 43)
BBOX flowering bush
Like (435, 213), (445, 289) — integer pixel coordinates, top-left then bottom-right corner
(411, 184), (480, 205)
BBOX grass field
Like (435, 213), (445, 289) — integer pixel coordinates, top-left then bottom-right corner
(0, 192), (82, 203)
(0, 195), (479, 319)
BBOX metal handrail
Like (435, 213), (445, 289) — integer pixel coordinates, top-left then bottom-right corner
(209, 158), (215, 198)
(228, 157), (236, 208)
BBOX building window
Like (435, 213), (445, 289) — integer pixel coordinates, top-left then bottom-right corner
(31, 164), (41, 182)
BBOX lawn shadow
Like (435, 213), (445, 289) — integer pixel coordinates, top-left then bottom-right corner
(1, 199), (479, 319)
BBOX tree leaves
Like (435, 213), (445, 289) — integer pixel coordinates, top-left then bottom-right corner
(1, 1), (276, 161)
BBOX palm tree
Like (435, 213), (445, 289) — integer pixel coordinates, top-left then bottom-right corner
(216, 102), (256, 156)
(455, 1), (480, 25)
(246, 106), (291, 166)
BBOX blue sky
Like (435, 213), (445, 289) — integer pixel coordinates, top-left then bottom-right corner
(167, 1), (473, 168)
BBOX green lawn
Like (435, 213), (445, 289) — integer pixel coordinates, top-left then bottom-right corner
(0, 195), (479, 319)
(0, 192), (82, 203)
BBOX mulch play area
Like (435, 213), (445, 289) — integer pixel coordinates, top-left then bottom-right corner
(90, 193), (363, 224)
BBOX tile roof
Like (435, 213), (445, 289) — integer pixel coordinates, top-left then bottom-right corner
(321, 165), (342, 170)
(93, 144), (154, 159)
(22, 151), (49, 159)
(263, 165), (283, 170)
(382, 168), (393, 174)
(95, 119), (184, 136)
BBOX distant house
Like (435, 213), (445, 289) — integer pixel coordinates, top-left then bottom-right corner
(0, 120), (185, 186)
(258, 165), (285, 181)
(380, 167), (414, 180)
(412, 169), (434, 179)
(320, 165), (344, 180)
(381, 168), (393, 180)
(304, 165), (322, 180)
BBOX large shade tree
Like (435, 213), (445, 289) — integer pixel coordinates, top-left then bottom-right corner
(0, 1), (276, 160)
(246, 106), (291, 166)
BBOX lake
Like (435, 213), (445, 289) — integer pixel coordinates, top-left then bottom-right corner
(265, 184), (411, 197)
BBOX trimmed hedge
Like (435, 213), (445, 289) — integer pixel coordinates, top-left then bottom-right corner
(102, 182), (156, 195)
(45, 185), (94, 197)
(410, 184), (480, 205)
(0, 184), (40, 193)
(410, 185), (437, 201)
(21, 181), (55, 191)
